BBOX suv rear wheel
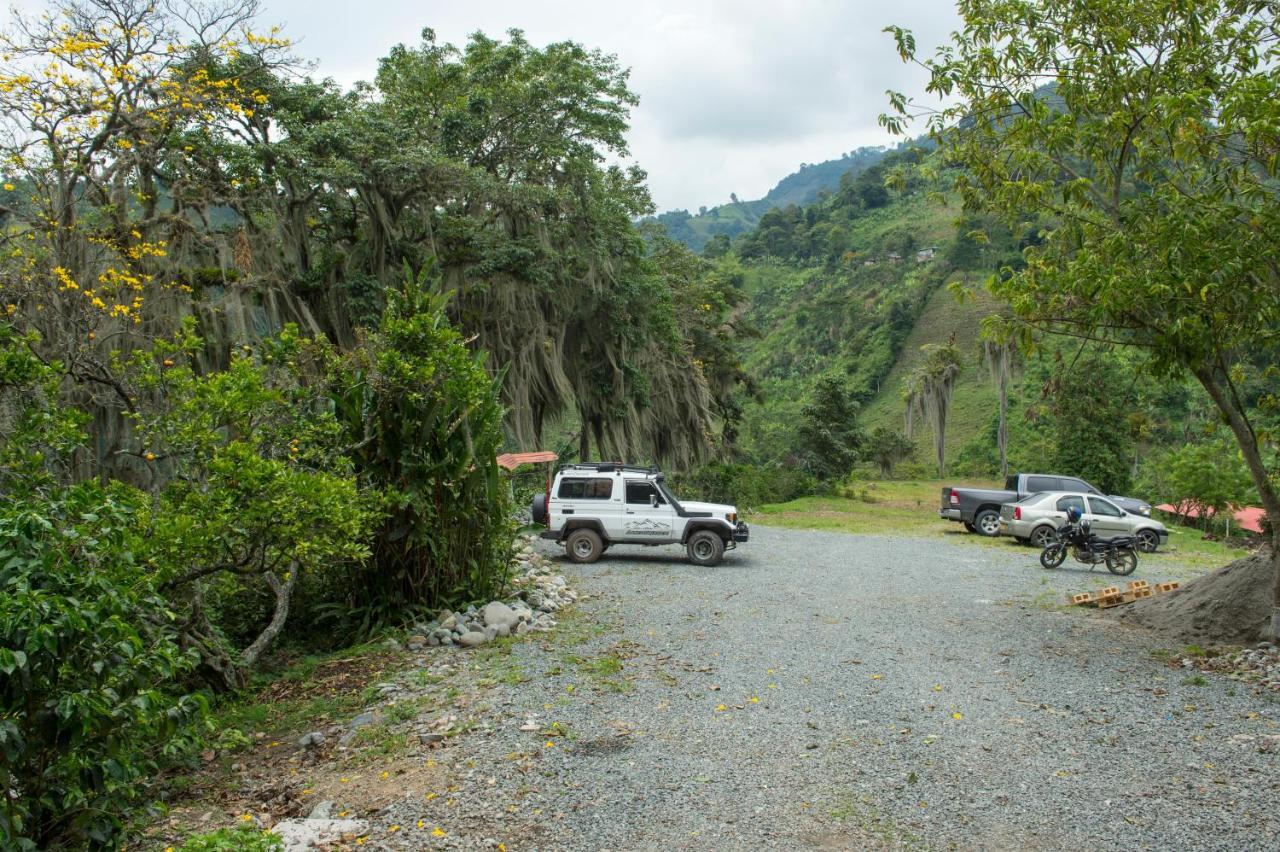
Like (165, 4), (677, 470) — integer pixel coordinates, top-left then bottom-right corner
(686, 530), (725, 566)
(566, 529), (604, 564)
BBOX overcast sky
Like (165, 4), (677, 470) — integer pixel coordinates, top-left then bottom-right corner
(6, 0), (960, 211)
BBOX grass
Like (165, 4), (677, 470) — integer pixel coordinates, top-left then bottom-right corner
(749, 478), (1252, 576)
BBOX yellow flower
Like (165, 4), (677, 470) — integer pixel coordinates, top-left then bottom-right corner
(241, 813), (253, 822)
(388, 824), (400, 833)
(748, 696), (759, 704)
(380, 770), (389, 779)
(544, 740), (555, 748)
(2, 183), (12, 191)
(715, 703), (727, 712)
(417, 820), (425, 829)
(871, 674), (883, 680)
(432, 827), (447, 838)
(952, 712), (963, 720)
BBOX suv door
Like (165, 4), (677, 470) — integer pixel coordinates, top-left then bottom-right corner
(623, 480), (675, 541)
(553, 476), (621, 539)
(1086, 496), (1128, 538)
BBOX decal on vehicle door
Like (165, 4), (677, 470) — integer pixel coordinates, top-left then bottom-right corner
(625, 518), (671, 537)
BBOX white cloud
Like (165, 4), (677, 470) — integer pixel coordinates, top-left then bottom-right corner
(3, 0), (960, 210)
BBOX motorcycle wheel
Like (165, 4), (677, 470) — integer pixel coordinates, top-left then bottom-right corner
(1040, 542), (1067, 569)
(1106, 548), (1138, 576)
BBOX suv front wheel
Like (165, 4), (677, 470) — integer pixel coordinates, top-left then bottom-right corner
(686, 530), (725, 567)
(566, 529), (604, 564)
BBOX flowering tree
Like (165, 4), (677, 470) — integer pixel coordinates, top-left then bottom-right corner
(0, 0), (289, 421)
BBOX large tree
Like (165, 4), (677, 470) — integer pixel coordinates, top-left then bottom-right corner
(886, 0), (1280, 637)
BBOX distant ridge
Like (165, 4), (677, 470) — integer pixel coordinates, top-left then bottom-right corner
(648, 146), (890, 252)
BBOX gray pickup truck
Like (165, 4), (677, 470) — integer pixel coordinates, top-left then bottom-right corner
(940, 473), (1152, 536)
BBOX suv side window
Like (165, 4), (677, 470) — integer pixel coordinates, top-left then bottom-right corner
(1056, 495), (1086, 514)
(1026, 476), (1059, 493)
(625, 481), (665, 505)
(558, 478), (614, 500)
(1088, 497), (1123, 517)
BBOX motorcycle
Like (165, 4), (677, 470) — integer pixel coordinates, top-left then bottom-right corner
(1039, 518), (1138, 575)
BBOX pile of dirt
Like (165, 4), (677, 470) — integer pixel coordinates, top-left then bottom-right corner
(1111, 550), (1275, 646)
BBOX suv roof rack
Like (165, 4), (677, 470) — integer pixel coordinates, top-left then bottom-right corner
(561, 461), (661, 474)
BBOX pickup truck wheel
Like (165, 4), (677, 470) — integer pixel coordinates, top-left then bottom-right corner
(1134, 529), (1159, 553)
(963, 522), (976, 533)
(686, 530), (725, 567)
(1029, 525), (1058, 549)
(566, 529), (604, 564)
(973, 509), (1001, 537)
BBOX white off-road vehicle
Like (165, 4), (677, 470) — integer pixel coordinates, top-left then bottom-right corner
(531, 463), (749, 566)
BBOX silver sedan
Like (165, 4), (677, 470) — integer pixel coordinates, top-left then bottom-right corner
(998, 491), (1169, 552)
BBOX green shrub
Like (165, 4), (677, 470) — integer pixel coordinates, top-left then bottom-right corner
(177, 826), (284, 852)
(0, 485), (204, 850)
(670, 462), (816, 510)
(329, 269), (513, 630)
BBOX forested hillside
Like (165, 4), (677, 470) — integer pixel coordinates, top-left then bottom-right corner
(689, 147), (1273, 507)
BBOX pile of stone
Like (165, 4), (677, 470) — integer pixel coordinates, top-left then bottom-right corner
(405, 538), (577, 651)
(1177, 642), (1280, 692)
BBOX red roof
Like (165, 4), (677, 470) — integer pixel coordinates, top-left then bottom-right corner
(496, 451), (558, 471)
(1155, 503), (1265, 534)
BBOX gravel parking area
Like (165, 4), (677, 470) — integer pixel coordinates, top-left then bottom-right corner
(370, 526), (1280, 850)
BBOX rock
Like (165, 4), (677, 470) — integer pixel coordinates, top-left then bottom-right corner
(419, 732), (446, 745)
(272, 818), (369, 852)
(484, 625), (499, 642)
(441, 614), (458, 631)
(384, 638), (401, 651)
(482, 601), (520, 629)
(307, 800), (335, 819)
(458, 630), (489, 648)
(515, 621), (530, 636)
(298, 731), (326, 749)
(428, 635), (441, 647)
(495, 623), (511, 638)
(339, 711), (377, 746)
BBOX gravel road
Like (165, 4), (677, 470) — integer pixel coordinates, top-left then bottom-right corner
(372, 527), (1280, 850)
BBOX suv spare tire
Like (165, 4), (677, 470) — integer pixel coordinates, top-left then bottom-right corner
(531, 493), (548, 526)
(566, 529), (603, 564)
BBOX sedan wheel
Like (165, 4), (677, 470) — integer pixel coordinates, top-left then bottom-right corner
(1029, 525), (1058, 548)
(1135, 529), (1159, 553)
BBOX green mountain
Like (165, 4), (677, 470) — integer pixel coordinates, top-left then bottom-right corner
(649, 146), (891, 253)
(722, 146), (1234, 489)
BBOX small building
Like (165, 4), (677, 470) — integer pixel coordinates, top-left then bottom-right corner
(887, 252), (901, 263)
(916, 247), (936, 263)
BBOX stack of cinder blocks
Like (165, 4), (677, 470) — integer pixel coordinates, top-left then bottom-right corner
(1066, 579), (1179, 608)
(1123, 580), (1153, 602)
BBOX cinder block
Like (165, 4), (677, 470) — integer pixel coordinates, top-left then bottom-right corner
(1126, 580), (1150, 592)
(1069, 592), (1093, 606)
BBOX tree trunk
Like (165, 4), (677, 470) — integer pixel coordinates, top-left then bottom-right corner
(997, 372), (1008, 479)
(239, 567), (299, 672)
(1193, 366), (1280, 640)
(579, 428), (589, 463)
